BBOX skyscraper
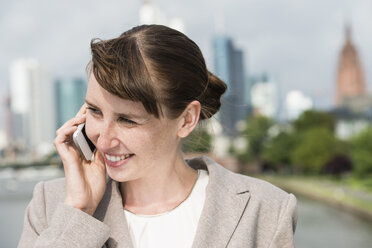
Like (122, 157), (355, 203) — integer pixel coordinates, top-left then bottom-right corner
(9, 59), (55, 153)
(213, 35), (246, 136)
(213, 36), (233, 89)
(3, 95), (12, 146)
(55, 78), (87, 129)
(335, 25), (366, 106)
(232, 49), (246, 124)
(9, 59), (32, 146)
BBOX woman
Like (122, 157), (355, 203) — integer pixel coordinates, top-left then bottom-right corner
(19, 25), (297, 248)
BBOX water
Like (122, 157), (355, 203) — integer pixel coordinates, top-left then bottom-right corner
(0, 180), (35, 248)
(1, 178), (372, 248)
(295, 196), (372, 248)
(0, 193), (32, 247)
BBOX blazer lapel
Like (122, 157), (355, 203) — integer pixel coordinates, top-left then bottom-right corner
(94, 179), (134, 248)
(189, 157), (251, 248)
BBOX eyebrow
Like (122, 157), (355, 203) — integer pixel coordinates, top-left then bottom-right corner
(85, 99), (144, 120)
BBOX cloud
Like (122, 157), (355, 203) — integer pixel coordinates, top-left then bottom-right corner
(1, 0), (372, 128)
(0, 0), (140, 89)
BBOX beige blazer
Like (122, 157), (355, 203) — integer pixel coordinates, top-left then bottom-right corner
(18, 156), (297, 248)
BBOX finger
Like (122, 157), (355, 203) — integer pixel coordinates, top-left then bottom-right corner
(55, 125), (79, 146)
(54, 125), (83, 167)
(54, 127), (80, 163)
(94, 151), (105, 166)
(75, 103), (87, 117)
(56, 114), (86, 135)
(92, 151), (106, 173)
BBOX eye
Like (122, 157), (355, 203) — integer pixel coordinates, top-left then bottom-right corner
(118, 116), (137, 125)
(86, 106), (101, 115)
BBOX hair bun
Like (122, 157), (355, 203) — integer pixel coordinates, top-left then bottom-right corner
(199, 71), (227, 120)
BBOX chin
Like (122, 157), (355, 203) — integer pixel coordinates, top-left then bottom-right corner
(105, 165), (123, 181)
(105, 166), (133, 183)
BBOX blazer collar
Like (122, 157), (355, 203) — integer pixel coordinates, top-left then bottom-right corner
(189, 156), (251, 248)
(94, 156), (251, 248)
(94, 178), (134, 247)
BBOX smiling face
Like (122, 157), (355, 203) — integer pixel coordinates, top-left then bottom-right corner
(84, 74), (183, 182)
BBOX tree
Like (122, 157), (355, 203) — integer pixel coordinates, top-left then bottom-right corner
(291, 127), (344, 174)
(323, 154), (352, 176)
(350, 127), (372, 177)
(293, 110), (335, 133)
(237, 115), (273, 163)
(262, 131), (297, 171)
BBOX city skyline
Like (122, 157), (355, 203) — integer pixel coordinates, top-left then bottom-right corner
(1, 0), (372, 130)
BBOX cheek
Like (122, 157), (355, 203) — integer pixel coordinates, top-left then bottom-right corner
(146, 123), (179, 152)
(85, 115), (99, 144)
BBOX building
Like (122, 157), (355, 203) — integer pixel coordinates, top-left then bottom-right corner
(3, 95), (12, 146)
(9, 59), (55, 155)
(331, 107), (372, 140)
(9, 59), (32, 146)
(213, 36), (233, 89)
(331, 24), (372, 140)
(335, 25), (366, 106)
(250, 74), (279, 119)
(55, 78), (87, 128)
(212, 35), (246, 136)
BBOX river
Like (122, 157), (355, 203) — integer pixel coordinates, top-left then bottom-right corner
(295, 196), (372, 247)
(1, 178), (372, 247)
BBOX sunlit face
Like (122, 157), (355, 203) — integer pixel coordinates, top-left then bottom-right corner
(85, 74), (182, 182)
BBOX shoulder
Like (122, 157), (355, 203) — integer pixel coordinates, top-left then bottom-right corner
(31, 178), (66, 218)
(188, 156), (297, 245)
(233, 172), (293, 205)
(33, 177), (66, 201)
(202, 156), (298, 238)
(21, 177), (67, 233)
(232, 172), (297, 227)
(189, 156), (296, 208)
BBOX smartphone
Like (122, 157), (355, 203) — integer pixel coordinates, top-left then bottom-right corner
(73, 123), (96, 161)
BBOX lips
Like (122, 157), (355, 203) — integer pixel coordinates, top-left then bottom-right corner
(104, 153), (134, 167)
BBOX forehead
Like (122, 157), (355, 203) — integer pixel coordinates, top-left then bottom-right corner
(86, 73), (148, 116)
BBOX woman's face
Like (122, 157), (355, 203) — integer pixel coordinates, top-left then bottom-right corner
(84, 74), (182, 182)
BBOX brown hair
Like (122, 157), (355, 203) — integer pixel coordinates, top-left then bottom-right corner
(89, 24), (226, 120)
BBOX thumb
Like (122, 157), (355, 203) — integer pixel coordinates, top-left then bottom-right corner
(94, 151), (106, 169)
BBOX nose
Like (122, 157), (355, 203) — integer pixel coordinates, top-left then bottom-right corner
(96, 122), (120, 151)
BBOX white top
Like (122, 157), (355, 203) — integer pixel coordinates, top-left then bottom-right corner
(124, 170), (209, 248)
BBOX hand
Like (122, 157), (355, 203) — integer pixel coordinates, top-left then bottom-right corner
(54, 104), (107, 216)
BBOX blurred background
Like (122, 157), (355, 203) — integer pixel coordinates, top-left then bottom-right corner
(1, 0), (372, 247)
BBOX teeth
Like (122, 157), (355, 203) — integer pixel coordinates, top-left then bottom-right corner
(105, 153), (132, 162)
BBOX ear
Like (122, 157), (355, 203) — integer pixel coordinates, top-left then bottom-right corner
(177, 101), (201, 138)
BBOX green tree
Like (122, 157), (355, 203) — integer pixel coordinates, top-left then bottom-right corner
(350, 127), (372, 177)
(262, 131), (297, 170)
(237, 115), (273, 163)
(291, 127), (343, 174)
(293, 110), (335, 132)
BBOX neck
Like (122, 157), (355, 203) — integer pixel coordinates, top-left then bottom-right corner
(120, 153), (198, 215)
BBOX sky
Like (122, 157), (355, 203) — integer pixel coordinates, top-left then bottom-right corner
(1, 0), (372, 128)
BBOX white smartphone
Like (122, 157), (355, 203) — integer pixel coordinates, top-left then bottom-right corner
(73, 123), (96, 161)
